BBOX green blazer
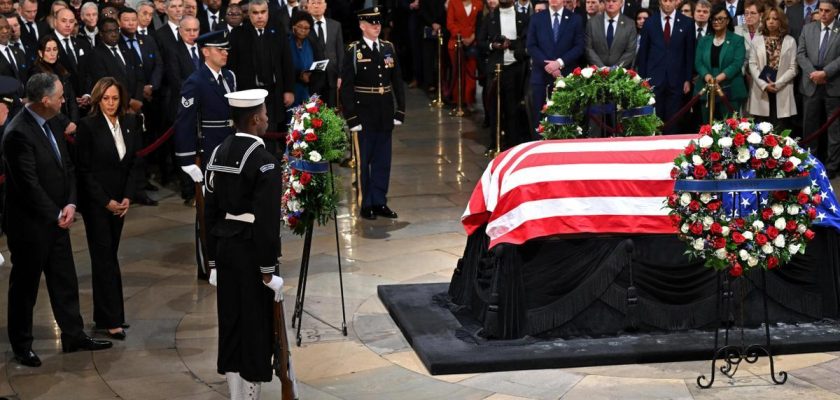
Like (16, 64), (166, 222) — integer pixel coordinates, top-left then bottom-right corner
(694, 31), (747, 102)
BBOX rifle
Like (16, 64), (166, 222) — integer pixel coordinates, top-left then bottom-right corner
(194, 106), (211, 279)
(273, 294), (299, 400)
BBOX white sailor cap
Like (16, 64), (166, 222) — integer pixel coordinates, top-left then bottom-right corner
(225, 89), (269, 108)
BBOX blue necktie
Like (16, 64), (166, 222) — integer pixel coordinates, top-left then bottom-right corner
(728, 4), (736, 17)
(42, 122), (61, 162)
(607, 18), (614, 48)
(553, 12), (561, 42)
(819, 27), (830, 66)
(191, 46), (199, 69)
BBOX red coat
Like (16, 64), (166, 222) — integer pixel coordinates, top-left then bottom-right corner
(446, 0), (483, 51)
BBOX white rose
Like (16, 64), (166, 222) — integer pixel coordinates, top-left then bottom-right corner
(692, 155), (704, 165)
(772, 204), (784, 216)
(715, 248), (728, 259)
(737, 148), (751, 163)
(789, 243), (801, 254)
(292, 181), (304, 192)
(790, 157), (802, 167)
(700, 193), (712, 204)
(785, 136), (797, 147)
(292, 142), (301, 150)
(748, 256), (759, 267)
(739, 250), (750, 261)
(762, 244), (774, 254)
(774, 235), (786, 248)
(739, 122), (753, 131)
(648, 96), (656, 105)
(680, 193), (692, 206)
(752, 220), (765, 230)
(633, 75), (642, 83)
(301, 112), (311, 121)
(288, 199), (300, 212)
(299, 141), (309, 150)
(772, 146), (783, 159)
(546, 100), (554, 107)
(712, 123), (723, 133)
(680, 161), (689, 169)
(293, 120), (304, 131)
(718, 137), (733, 148)
(774, 217), (787, 230)
(699, 135), (714, 149)
(715, 172), (728, 179)
(308, 150), (322, 162)
(802, 186), (811, 195)
(787, 204), (801, 215)
(703, 216), (714, 229)
(743, 231), (754, 240)
(555, 79), (566, 89)
(747, 132), (762, 144)
(721, 226), (730, 236)
(755, 148), (769, 159)
(758, 121), (773, 134)
(581, 67), (594, 78)
(797, 224), (807, 233)
(681, 223), (690, 234)
(305, 128), (315, 136)
(693, 238), (705, 250)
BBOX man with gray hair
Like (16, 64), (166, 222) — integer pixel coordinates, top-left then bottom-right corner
(2, 73), (113, 368)
(693, 0), (711, 38)
(136, 0), (157, 36)
(79, 1), (99, 47)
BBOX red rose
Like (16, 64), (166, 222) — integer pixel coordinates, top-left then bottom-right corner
(305, 132), (318, 142)
(751, 158), (763, 170)
(699, 125), (712, 135)
(761, 208), (774, 220)
(668, 193), (679, 206)
(627, 69), (637, 78)
(290, 168), (298, 176)
(782, 146), (793, 157)
(786, 220), (798, 232)
(710, 222), (723, 235)
(292, 130), (301, 141)
(299, 172), (312, 185)
(782, 161), (795, 172)
(773, 191), (788, 201)
(763, 135), (778, 147)
(317, 98), (324, 106)
(707, 201), (721, 211)
(542, 104), (549, 112)
(804, 229), (816, 240)
(726, 118), (738, 128)
(714, 237), (727, 249)
(693, 165), (707, 179)
(311, 118), (323, 128)
(732, 232), (746, 244)
(690, 222), (704, 235)
(755, 234), (768, 245)
(767, 256), (779, 269)
(730, 263), (743, 277)
(641, 81), (651, 89)
(733, 133), (745, 146)
(599, 68), (610, 77)
(689, 200), (701, 212)
(813, 193), (822, 205)
(727, 163), (736, 174)
(798, 192), (809, 205)
(734, 218), (745, 228)
(712, 163), (723, 174)
(306, 106), (319, 114)
(287, 215), (298, 226)
(808, 207), (817, 219)
(670, 167), (680, 179)
(537, 124), (545, 133)
(684, 143), (696, 155)
(710, 152), (721, 162)
(670, 214), (682, 225)
(766, 226), (779, 239)
(573, 67), (582, 76)
(765, 159), (778, 169)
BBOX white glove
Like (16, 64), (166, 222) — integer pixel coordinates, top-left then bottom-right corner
(264, 275), (284, 303)
(0, 251), (5, 267)
(393, 119), (402, 126)
(350, 124), (362, 132)
(209, 268), (217, 287)
(181, 164), (204, 183)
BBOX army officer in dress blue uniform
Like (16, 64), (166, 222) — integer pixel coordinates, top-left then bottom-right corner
(339, 7), (406, 220)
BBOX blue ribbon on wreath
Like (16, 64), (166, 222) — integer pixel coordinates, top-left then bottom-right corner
(674, 176), (810, 192)
(620, 105), (655, 119)
(546, 114), (575, 125)
(285, 152), (330, 174)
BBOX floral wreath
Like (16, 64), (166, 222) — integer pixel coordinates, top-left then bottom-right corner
(666, 118), (823, 277)
(539, 66), (662, 140)
(282, 95), (348, 236)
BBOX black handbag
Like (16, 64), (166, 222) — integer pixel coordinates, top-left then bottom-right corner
(758, 65), (777, 82)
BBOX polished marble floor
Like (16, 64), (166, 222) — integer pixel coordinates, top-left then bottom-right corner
(2, 90), (840, 399)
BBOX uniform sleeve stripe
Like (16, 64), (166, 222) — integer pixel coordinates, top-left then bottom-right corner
(260, 266), (276, 274)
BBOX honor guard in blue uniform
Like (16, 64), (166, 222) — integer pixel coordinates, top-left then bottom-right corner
(203, 89), (285, 398)
(173, 29), (237, 280)
(340, 6), (406, 220)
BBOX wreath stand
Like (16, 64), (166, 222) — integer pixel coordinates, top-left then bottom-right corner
(290, 163), (349, 346)
(675, 178), (809, 388)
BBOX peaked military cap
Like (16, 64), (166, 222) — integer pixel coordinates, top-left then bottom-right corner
(225, 89), (269, 108)
(357, 6), (381, 24)
(197, 29), (230, 49)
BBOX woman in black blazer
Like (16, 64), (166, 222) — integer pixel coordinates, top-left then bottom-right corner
(75, 77), (143, 340)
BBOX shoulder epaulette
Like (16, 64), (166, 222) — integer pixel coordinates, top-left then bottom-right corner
(346, 41), (359, 51)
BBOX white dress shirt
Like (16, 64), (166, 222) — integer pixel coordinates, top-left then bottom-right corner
(499, 6), (517, 65)
(104, 114), (127, 160)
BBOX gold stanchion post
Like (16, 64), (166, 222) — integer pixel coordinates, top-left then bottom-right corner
(451, 34), (466, 117)
(430, 33), (445, 108)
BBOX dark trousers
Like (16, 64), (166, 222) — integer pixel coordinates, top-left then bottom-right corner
(654, 84), (686, 134)
(803, 87), (840, 173)
(531, 83), (551, 140)
(490, 62), (527, 148)
(82, 206), (127, 328)
(216, 237), (274, 383)
(357, 129), (393, 208)
(7, 227), (85, 353)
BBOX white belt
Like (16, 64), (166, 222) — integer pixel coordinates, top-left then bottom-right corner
(225, 213), (255, 223)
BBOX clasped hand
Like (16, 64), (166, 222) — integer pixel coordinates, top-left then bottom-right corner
(106, 198), (130, 218)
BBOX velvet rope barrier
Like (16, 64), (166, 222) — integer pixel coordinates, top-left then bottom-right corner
(658, 92), (704, 132)
(800, 105), (840, 146)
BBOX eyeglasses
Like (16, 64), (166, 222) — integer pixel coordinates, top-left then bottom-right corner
(713, 16), (729, 22)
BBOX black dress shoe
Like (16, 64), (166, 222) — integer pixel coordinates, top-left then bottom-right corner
(360, 207), (377, 220)
(373, 205), (398, 219)
(13, 349), (41, 367)
(107, 329), (126, 341)
(134, 194), (158, 206)
(61, 335), (113, 353)
(144, 182), (159, 191)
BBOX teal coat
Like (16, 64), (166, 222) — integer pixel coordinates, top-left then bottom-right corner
(694, 31), (747, 103)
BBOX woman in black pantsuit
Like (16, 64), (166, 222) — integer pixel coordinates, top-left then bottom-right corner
(75, 77), (143, 340)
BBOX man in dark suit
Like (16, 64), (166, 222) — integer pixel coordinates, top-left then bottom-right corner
(2, 73), (113, 368)
(164, 16), (201, 125)
(418, 0), (445, 93)
(723, 0), (745, 26)
(478, 0), (530, 147)
(6, 14), (37, 68)
(154, 0), (185, 54)
(526, 0), (584, 135)
(89, 18), (146, 112)
(622, 0), (640, 18)
(137, 0), (158, 35)
(228, 0), (294, 145)
(198, 0), (226, 33)
(788, 0), (819, 42)
(271, 0), (300, 31)
(636, 0), (695, 133)
(18, 0), (48, 44)
(306, 0), (344, 106)
(0, 17), (28, 85)
(585, 0), (637, 68)
(53, 8), (93, 106)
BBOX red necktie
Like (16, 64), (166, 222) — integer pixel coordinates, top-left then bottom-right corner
(664, 15), (671, 44)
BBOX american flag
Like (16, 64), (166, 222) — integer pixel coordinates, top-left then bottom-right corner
(463, 136), (840, 249)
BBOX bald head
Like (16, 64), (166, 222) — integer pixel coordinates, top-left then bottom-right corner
(179, 15), (199, 44)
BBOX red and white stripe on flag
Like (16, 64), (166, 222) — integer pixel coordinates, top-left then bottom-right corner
(462, 134), (700, 249)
